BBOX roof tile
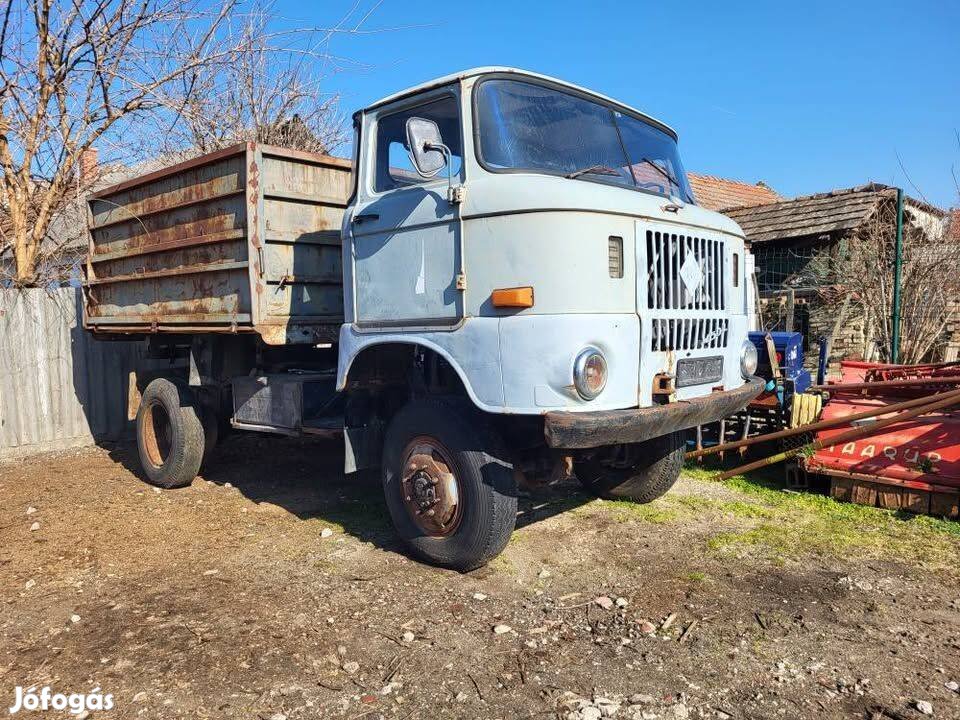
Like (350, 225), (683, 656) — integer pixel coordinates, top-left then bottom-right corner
(948, 208), (960, 241)
(687, 172), (782, 212)
(722, 183), (948, 243)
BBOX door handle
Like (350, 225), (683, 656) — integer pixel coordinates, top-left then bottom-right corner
(352, 212), (379, 225)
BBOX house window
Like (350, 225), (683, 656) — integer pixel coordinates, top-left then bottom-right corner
(374, 96), (462, 193)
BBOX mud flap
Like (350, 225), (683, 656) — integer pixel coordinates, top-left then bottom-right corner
(128, 370), (142, 421)
(344, 420), (383, 474)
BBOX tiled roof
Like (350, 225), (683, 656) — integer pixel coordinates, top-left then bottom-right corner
(948, 208), (960, 241)
(687, 172), (782, 212)
(723, 183), (945, 244)
(723, 184), (889, 243)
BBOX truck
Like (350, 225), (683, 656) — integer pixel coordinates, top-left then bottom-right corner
(83, 67), (763, 570)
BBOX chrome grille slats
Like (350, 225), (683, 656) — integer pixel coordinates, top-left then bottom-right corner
(645, 230), (726, 312)
(650, 317), (729, 352)
(644, 227), (729, 352)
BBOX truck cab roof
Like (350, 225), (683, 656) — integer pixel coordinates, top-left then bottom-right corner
(362, 66), (677, 139)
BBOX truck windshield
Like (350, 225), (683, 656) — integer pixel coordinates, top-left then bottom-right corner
(475, 78), (694, 203)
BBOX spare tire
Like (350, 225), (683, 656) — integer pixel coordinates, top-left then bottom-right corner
(136, 377), (205, 489)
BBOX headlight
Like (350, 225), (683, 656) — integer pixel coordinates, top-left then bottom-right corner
(573, 347), (607, 400)
(740, 339), (758, 378)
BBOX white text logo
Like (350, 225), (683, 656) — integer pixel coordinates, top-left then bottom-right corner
(8, 686), (114, 715)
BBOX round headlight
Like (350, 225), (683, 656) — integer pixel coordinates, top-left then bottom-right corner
(574, 347), (607, 400)
(740, 339), (758, 378)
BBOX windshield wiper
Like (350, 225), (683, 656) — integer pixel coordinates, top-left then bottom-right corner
(634, 157), (689, 201)
(564, 164), (623, 179)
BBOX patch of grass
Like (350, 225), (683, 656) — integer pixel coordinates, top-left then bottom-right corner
(568, 496), (684, 525)
(606, 499), (682, 524)
(716, 499), (776, 519)
(686, 571), (708, 583)
(507, 527), (530, 546)
(489, 553), (517, 576)
(673, 495), (715, 511)
(310, 497), (391, 531)
(683, 462), (960, 570)
(588, 485), (775, 526)
(673, 493), (774, 520)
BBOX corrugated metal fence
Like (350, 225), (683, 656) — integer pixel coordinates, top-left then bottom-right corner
(0, 288), (144, 459)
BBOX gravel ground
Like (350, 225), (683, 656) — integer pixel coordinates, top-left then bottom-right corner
(1, 435), (959, 720)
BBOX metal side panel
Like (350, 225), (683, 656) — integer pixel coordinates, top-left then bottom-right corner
(83, 143), (350, 341)
(232, 375), (303, 430)
(85, 145), (253, 330)
(254, 147), (350, 345)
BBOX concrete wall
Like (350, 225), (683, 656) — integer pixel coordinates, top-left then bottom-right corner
(0, 288), (144, 459)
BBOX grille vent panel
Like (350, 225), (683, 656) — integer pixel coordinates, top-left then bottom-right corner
(646, 230), (725, 311)
(608, 236), (623, 279)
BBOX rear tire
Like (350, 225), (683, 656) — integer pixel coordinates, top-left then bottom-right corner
(575, 432), (684, 502)
(136, 377), (205, 489)
(382, 399), (517, 571)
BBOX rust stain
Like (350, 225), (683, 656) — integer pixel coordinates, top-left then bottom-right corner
(85, 143), (348, 338)
(248, 156), (264, 297)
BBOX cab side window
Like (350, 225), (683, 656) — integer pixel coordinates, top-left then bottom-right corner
(375, 96), (462, 193)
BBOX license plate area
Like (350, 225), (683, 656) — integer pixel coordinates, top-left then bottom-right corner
(676, 356), (723, 388)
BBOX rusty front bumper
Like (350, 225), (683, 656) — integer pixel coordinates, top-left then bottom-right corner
(543, 377), (765, 449)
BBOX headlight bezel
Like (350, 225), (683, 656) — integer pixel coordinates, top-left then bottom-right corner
(740, 339), (759, 379)
(573, 346), (608, 400)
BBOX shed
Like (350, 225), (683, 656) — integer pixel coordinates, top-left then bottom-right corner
(723, 184), (953, 366)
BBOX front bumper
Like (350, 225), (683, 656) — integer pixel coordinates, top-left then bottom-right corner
(543, 377), (764, 449)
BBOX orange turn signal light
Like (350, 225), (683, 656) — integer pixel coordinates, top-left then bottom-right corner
(491, 286), (534, 308)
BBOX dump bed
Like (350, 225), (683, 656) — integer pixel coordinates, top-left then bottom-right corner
(84, 143), (351, 345)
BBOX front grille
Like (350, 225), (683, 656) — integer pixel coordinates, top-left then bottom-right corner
(651, 318), (729, 352)
(646, 230), (726, 310)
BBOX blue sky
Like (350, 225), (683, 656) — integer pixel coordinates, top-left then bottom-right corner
(282, 0), (959, 208)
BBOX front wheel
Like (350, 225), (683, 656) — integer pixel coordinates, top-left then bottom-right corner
(382, 399), (517, 571)
(575, 432), (684, 502)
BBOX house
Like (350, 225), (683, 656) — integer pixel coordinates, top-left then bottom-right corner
(722, 184), (954, 366)
(687, 172), (782, 212)
(948, 208), (960, 241)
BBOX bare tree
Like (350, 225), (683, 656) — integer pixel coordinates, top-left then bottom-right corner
(0, 0), (381, 288)
(0, 0), (245, 287)
(165, 7), (348, 155)
(825, 199), (958, 364)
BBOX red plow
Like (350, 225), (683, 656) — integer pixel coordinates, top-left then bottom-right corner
(806, 361), (960, 517)
(688, 359), (960, 519)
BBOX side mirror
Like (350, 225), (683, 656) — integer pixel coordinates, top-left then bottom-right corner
(405, 117), (447, 178)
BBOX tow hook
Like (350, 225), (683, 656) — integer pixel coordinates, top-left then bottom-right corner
(652, 373), (675, 404)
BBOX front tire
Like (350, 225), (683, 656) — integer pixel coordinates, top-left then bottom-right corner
(382, 399), (517, 571)
(575, 432), (684, 502)
(136, 377), (205, 489)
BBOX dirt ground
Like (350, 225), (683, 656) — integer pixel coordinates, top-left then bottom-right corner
(1, 434), (959, 720)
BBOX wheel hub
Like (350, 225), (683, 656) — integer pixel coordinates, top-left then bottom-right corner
(400, 438), (462, 536)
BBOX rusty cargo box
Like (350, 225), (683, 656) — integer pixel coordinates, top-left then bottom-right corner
(83, 143), (351, 345)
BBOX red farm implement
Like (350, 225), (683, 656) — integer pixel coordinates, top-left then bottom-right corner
(805, 361), (960, 517)
(690, 359), (960, 519)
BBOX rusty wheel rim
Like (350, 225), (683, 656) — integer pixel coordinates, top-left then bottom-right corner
(400, 436), (463, 537)
(142, 401), (172, 468)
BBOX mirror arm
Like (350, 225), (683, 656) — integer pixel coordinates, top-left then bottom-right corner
(425, 141), (462, 205)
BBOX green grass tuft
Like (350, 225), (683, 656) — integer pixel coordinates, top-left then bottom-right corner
(682, 462), (960, 570)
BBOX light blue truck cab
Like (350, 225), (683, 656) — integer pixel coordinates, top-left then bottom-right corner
(337, 68), (762, 568)
(90, 67), (762, 571)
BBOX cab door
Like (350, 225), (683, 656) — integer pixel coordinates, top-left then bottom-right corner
(348, 88), (464, 328)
